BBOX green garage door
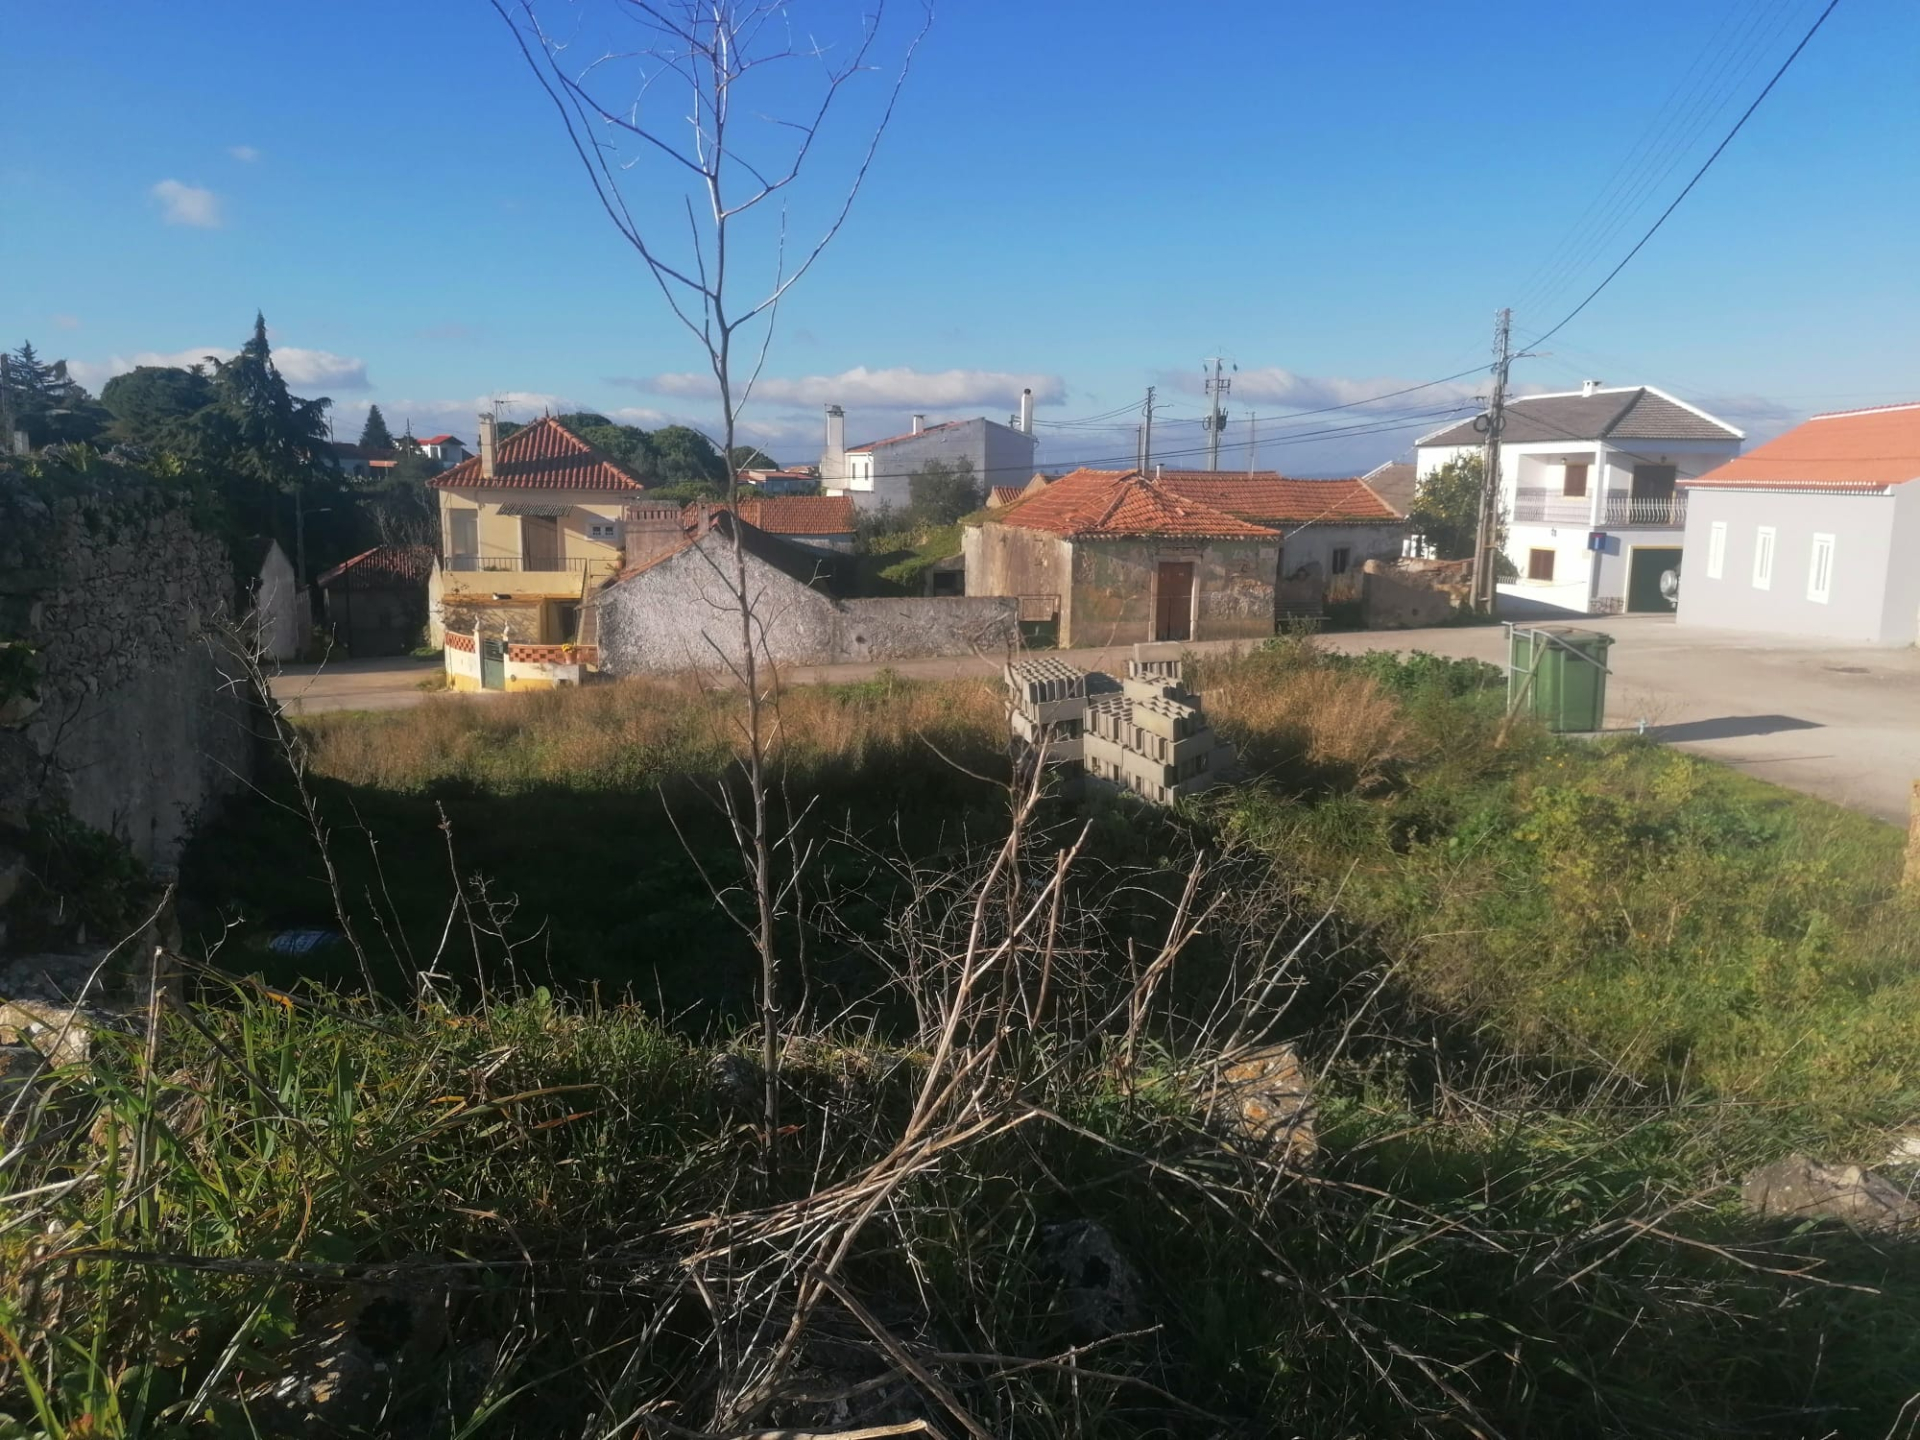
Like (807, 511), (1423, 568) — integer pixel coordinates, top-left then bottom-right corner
(1626, 547), (1682, 613)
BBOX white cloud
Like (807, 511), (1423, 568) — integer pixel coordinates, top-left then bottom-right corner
(272, 347), (369, 391)
(65, 343), (369, 395)
(1195, 366), (1488, 414)
(632, 365), (1067, 411)
(150, 179), (222, 228)
(228, 145), (260, 162)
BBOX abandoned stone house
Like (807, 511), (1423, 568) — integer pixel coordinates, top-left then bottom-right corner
(594, 510), (1016, 675)
(1151, 473), (1408, 584)
(684, 494), (857, 553)
(1006, 646), (1235, 805)
(962, 468), (1283, 647)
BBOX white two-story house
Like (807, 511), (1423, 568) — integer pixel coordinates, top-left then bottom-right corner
(1415, 383), (1743, 615)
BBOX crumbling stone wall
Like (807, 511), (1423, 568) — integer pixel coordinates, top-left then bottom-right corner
(0, 466), (253, 876)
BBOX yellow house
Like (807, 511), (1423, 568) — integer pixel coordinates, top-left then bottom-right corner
(430, 414), (643, 653)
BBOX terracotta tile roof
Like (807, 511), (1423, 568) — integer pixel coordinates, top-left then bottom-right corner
(1681, 401), (1920, 492)
(1155, 471), (1404, 523)
(429, 416), (644, 491)
(988, 485), (1027, 506)
(419, 433), (459, 445)
(1418, 386), (1742, 447)
(316, 544), (436, 588)
(696, 495), (855, 535)
(847, 420), (967, 452)
(616, 511), (854, 597)
(989, 468), (1278, 540)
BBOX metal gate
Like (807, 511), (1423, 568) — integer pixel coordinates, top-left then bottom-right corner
(480, 638), (507, 690)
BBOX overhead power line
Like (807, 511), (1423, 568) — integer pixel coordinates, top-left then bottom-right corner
(1528, 0), (1842, 350)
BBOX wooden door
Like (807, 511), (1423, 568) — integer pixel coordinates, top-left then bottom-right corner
(521, 515), (562, 569)
(1155, 562), (1194, 642)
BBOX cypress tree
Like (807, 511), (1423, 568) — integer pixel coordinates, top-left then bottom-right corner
(358, 405), (394, 451)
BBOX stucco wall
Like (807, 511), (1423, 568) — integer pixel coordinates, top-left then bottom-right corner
(963, 524), (1071, 628)
(1677, 488), (1904, 643)
(596, 530), (1017, 674)
(436, 484), (627, 568)
(1277, 522), (1406, 581)
(0, 468), (253, 874)
(844, 420), (1038, 512)
(251, 542), (305, 661)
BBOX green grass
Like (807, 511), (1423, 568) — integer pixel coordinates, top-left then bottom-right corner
(18, 646), (1915, 1435)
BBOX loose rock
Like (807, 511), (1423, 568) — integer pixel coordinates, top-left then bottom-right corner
(1203, 1041), (1316, 1164)
(248, 1283), (448, 1437)
(1740, 1154), (1920, 1233)
(1038, 1218), (1145, 1341)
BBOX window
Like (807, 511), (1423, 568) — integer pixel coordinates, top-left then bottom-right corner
(1330, 546), (1351, 575)
(1562, 462), (1589, 498)
(1527, 548), (1556, 582)
(1752, 526), (1776, 590)
(448, 507), (478, 560)
(1807, 533), (1835, 603)
(587, 517), (619, 543)
(1705, 521), (1727, 580)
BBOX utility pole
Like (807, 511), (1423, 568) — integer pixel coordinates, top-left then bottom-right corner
(1203, 357), (1233, 470)
(1246, 410), (1257, 475)
(1142, 385), (1156, 474)
(1472, 307), (1513, 615)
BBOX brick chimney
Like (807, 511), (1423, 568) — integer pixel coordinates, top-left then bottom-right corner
(477, 411), (497, 479)
(623, 503), (689, 569)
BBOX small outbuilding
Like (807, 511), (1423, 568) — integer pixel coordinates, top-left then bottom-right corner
(963, 468), (1283, 647)
(315, 544), (434, 657)
(1677, 401), (1920, 645)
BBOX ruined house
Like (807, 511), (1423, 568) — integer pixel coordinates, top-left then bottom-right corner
(962, 468), (1282, 647)
(594, 511), (1016, 675)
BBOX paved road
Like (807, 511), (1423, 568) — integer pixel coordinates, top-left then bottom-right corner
(275, 619), (1920, 824)
(269, 656), (467, 715)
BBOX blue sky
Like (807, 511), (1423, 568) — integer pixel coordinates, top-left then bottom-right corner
(3, 0), (1914, 473)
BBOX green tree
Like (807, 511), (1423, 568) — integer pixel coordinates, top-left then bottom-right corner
(906, 456), (981, 525)
(101, 365), (215, 446)
(358, 405), (394, 451)
(1409, 454), (1502, 562)
(1, 342), (109, 447)
(647, 424), (726, 488)
(203, 313), (335, 568)
(728, 444), (779, 471)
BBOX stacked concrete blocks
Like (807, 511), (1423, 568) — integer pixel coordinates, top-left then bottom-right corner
(1006, 644), (1236, 805)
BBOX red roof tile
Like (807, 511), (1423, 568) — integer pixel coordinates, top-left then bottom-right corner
(419, 433), (459, 445)
(695, 495), (855, 536)
(1156, 472), (1403, 523)
(1681, 402), (1920, 491)
(989, 468), (1278, 540)
(316, 544), (436, 588)
(429, 416), (644, 491)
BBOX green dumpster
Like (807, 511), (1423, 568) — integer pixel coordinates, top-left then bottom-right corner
(1506, 625), (1612, 733)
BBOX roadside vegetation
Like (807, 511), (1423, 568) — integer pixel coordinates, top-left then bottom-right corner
(9, 637), (1920, 1436)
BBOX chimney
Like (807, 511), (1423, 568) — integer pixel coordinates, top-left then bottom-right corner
(1019, 387), (1034, 435)
(822, 404), (846, 487)
(1581, 379), (1604, 397)
(911, 413), (925, 435)
(477, 411), (497, 479)
(622, 503), (690, 569)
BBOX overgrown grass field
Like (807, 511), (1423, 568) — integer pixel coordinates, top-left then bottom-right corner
(10, 639), (1920, 1437)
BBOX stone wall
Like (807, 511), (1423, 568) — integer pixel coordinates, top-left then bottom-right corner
(0, 465), (253, 877)
(596, 529), (1017, 675)
(1067, 537), (1280, 649)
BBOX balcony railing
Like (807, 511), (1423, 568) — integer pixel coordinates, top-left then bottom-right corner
(445, 555), (604, 572)
(1511, 489), (1687, 527)
(1599, 495), (1686, 527)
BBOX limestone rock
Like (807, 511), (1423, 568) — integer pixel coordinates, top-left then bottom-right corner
(0, 996), (97, 1069)
(247, 1283), (448, 1436)
(1038, 1218), (1145, 1341)
(1204, 1042), (1316, 1164)
(708, 1050), (764, 1115)
(1740, 1154), (1920, 1233)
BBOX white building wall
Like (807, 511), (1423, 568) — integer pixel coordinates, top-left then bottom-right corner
(1677, 488), (1903, 643)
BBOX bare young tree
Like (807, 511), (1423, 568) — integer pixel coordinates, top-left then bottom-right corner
(491, 2), (927, 1154)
